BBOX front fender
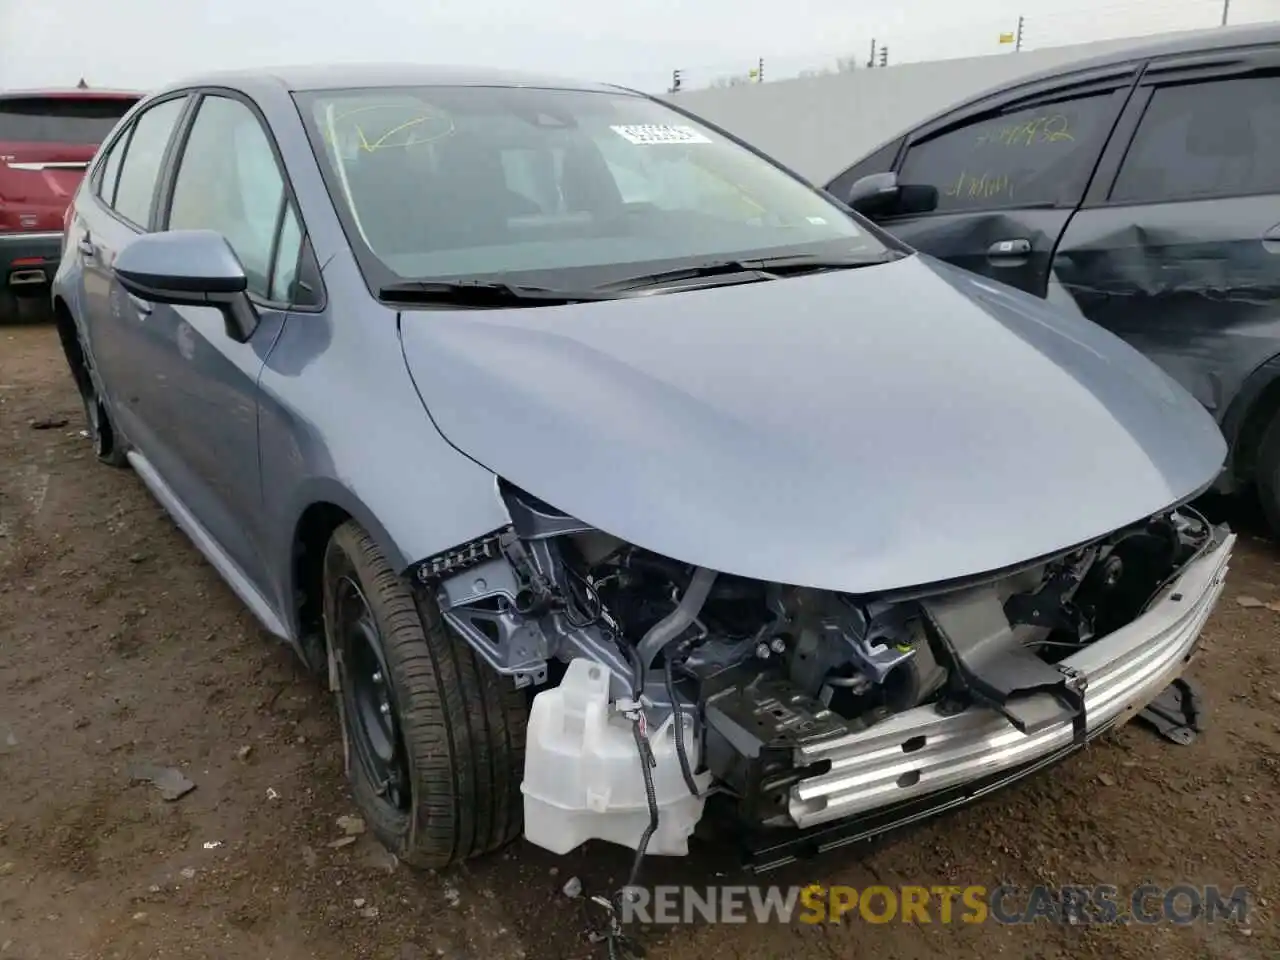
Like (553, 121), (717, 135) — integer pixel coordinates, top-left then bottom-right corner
(260, 406), (512, 641)
(257, 253), (513, 637)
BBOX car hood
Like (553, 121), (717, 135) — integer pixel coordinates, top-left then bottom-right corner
(399, 254), (1226, 594)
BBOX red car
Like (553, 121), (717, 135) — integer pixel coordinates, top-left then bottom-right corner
(1, 87), (140, 320)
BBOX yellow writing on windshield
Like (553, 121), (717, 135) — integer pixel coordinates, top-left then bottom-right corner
(322, 103), (456, 152)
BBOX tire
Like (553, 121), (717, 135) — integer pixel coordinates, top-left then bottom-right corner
(322, 520), (528, 869)
(0, 290), (53, 324)
(0, 289), (18, 325)
(54, 308), (128, 467)
(1257, 411), (1280, 538)
(82, 387), (130, 468)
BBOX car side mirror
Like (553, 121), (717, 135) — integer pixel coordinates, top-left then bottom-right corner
(114, 230), (259, 343)
(846, 171), (938, 219)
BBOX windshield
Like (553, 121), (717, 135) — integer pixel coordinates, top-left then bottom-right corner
(296, 85), (888, 290)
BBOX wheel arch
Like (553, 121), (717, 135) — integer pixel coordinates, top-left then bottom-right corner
(282, 480), (400, 670)
(1221, 352), (1280, 489)
(289, 499), (353, 673)
(51, 295), (93, 398)
(281, 476), (508, 675)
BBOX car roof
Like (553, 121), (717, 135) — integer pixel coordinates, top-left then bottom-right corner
(839, 20), (1280, 175)
(982, 21), (1280, 89)
(162, 63), (629, 96)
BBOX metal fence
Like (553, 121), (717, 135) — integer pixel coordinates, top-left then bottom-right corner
(660, 0), (1275, 93)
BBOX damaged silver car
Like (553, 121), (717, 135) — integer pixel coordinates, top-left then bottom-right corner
(52, 66), (1234, 882)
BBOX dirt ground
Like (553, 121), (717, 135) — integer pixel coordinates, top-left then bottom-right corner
(2, 319), (1279, 960)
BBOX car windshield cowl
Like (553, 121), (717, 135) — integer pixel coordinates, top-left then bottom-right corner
(378, 279), (616, 306)
(591, 249), (909, 292)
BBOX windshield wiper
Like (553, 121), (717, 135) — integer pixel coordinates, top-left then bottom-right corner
(594, 250), (906, 293)
(379, 279), (613, 306)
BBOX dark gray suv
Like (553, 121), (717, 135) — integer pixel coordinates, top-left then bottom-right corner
(828, 23), (1280, 533)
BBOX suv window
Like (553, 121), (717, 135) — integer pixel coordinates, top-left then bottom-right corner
(1110, 76), (1280, 204)
(826, 137), (903, 202)
(112, 96), (188, 227)
(167, 95), (291, 300)
(0, 96), (134, 144)
(898, 94), (1115, 214)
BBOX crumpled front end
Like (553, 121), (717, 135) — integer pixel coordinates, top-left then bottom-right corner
(411, 483), (1233, 860)
(788, 524), (1233, 829)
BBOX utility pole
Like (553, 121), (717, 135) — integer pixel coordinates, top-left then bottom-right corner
(757, 57), (764, 83)
(868, 38), (877, 68)
(669, 69), (682, 93)
(1015, 15), (1025, 51)
(878, 45), (888, 68)
(1221, 0), (1231, 25)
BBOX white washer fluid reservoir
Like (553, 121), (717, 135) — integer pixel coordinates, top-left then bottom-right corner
(522, 658), (711, 856)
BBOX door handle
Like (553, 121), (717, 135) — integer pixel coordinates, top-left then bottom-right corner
(987, 238), (1032, 260)
(77, 234), (95, 258)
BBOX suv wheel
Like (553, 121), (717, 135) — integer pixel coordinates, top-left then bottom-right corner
(322, 520), (528, 868)
(1256, 411), (1280, 538)
(0, 290), (53, 324)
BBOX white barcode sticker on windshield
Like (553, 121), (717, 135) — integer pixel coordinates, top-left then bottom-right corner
(610, 124), (712, 145)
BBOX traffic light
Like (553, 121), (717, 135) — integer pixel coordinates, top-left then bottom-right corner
(878, 46), (888, 67)
(670, 69), (682, 93)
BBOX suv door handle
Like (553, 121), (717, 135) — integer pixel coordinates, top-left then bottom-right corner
(987, 238), (1032, 260)
(77, 234), (95, 258)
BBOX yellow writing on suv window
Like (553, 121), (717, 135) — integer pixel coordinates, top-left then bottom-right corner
(945, 170), (1015, 202)
(975, 113), (1075, 149)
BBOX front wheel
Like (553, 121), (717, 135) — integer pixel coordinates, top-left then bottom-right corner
(322, 520), (528, 868)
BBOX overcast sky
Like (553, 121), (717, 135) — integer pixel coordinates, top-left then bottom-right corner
(1, 0), (1276, 92)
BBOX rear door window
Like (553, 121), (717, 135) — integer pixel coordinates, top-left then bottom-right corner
(1109, 76), (1280, 204)
(0, 97), (134, 145)
(897, 94), (1116, 214)
(111, 96), (188, 228)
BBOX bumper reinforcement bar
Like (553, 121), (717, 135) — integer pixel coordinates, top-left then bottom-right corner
(787, 530), (1235, 831)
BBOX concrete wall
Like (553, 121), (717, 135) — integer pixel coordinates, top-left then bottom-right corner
(663, 31), (1204, 184)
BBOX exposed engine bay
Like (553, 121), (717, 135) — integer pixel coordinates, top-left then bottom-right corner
(413, 482), (1222, 858)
